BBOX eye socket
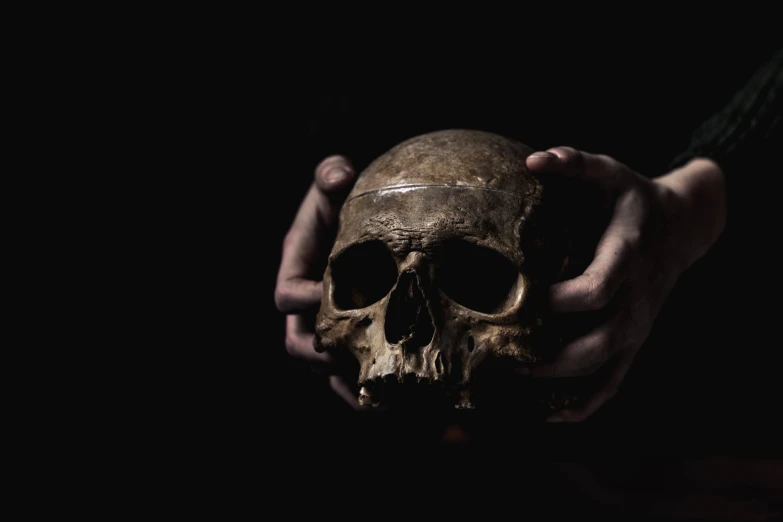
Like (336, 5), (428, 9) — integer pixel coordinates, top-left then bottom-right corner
(438, 240), (519, 314)
(331, 241), (398, 310)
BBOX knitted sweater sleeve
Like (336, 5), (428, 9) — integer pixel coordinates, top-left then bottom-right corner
(668, 49), (782, 197)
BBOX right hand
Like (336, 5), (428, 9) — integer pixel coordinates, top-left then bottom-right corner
(274, 155), (364, 408)
(524, 149), (726, 422)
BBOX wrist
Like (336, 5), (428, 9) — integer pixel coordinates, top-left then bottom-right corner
(654, 158), (727, 270)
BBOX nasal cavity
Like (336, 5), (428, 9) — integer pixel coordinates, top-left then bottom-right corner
(385, 270), (435, 351)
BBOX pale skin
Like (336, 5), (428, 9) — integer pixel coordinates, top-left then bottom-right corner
(275, 149), (727, 419)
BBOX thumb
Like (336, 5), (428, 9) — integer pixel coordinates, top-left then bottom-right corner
(315, 155), (356, 196)
(312, 155), (357, 226)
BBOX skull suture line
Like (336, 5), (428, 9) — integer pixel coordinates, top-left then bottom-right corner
(315, 129), (572, 410)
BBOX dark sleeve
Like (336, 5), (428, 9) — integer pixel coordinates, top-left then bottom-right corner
(668, 49), (782, 185)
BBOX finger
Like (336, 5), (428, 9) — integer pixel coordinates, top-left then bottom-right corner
(547, 350), (634, 422)
(329, 375), (366, 410)
(275, 275), (322, 314)
(275, 156), (357, 314)
(529, 147), (643, 313)
(275, 187), (328, 313)
(285, 315), (332, 365)
(531, 310), (626, 377)
(314, 155), (356, 196)
(549, 232), (637, 312)
(527, 147), (631, 193)
(525, 150), (559, 170)
(311, 155), (356, 233)
(549, 191), (644, 312)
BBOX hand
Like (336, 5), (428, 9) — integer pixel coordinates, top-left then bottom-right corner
(526, 147), (726, 422)
(274, 155), (364, 408)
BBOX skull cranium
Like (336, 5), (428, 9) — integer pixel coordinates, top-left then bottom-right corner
(315, 129), (571, 410)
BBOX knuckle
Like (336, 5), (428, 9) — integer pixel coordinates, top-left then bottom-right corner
(626, 186), (647, 206)
(603, 158), (632, 185)
(576, 333), (613, 375)
(559, 147), (582, 167)
(585, 276), (611, 310)
(623, 188), (651, 217)
(274, 285), (292, 312)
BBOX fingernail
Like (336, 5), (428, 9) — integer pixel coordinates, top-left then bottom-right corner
(529, 151), (556, 159)
(326, 167), (349, 183)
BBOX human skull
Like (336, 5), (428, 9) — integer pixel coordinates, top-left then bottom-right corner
(315, 129), (575, 410)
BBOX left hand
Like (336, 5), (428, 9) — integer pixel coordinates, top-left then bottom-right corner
(525, 147), (726, 422)
(274, 155), (364, 409)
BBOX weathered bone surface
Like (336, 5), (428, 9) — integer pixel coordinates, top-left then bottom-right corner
(315, 129), (574, 410)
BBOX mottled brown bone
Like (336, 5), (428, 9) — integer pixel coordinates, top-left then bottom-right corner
(315, 129), (572, 409)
